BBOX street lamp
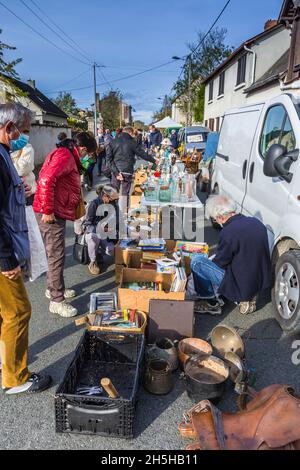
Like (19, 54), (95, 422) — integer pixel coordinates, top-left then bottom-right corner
(172, 55), (193, 126)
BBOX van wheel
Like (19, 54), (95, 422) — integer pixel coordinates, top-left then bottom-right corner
(273, 250), (300, 332)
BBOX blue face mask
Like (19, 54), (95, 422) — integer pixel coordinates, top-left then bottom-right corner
(11, 134), (29, 152)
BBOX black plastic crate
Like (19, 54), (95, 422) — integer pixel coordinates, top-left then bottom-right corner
(55, 331), (145, 439)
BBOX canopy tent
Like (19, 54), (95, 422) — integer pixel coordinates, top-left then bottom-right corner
(152, 116), (182, 129)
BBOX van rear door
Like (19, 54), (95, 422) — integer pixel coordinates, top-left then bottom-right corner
(242, 94), (299, 247)
(215, 103), (264, 210)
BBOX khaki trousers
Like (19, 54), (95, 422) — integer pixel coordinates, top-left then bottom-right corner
(0, 272), (31, 388)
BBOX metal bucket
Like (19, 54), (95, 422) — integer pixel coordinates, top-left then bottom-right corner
(144, 359), (174, 395)
(184, 355), (229, 403)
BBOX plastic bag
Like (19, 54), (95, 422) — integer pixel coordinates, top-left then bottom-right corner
(25, 206), (48, 282)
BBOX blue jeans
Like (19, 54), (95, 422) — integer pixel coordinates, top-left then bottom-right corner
(191, 255), (225, 299)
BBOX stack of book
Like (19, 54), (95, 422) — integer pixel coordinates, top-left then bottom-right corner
(170, 267), (187, 293)
(138, 238), (166, 252)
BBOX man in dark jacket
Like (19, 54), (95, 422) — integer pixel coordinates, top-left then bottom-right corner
(0, 102), (51, 395)
(106, 126), (155, 200)
(148, 125), (162, 148)
(191, 195), (272, 314)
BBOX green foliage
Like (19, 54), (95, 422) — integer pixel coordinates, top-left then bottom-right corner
(133, 120), (146, 130)
(101, 90), (123, 129)
(54, 92), (78, 116)
(152, 95), (172, 122)
(193, 84), (205, 123)
(0, 29), (24, 99)
(67, 117), (88, 132)
(173, 27), (233, 121)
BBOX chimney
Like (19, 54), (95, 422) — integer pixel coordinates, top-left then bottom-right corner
(27, 79), (36, 89)
(264, 19), (277, 31)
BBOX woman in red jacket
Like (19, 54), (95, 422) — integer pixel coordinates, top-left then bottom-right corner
(33, 132), (97, 318)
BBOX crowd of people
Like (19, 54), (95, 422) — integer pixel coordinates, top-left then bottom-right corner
(0, 101), (271, 398)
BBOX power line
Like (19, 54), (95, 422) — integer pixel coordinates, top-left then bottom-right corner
(171, 0), (231, 93)
(44, 68), (91, 93)
(19, 0), (92, 64)
(96, 66), (114, 90)
(0, 1), (90, 66)
(28, 0), (93, 63)
(45, 59), (176, 95)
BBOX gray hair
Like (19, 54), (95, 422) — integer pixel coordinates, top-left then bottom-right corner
(205, 194), (237, 220)
(0, 103), (34, 129)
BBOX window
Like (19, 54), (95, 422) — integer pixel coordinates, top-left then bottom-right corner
(209, 118), (215, 131)
(205, 120), (208, 128)
(208, 81), (214, 102)
(218, 71), (225, 96)
(236, 54), (247, 86)
(215, 117), (220, 132)
(260, 105), (296, 159)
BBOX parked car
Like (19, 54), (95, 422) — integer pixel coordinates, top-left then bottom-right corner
(211, 93), (300, 332)
(178, 126), (210, 156)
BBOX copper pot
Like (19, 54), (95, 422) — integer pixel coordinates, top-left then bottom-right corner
(178, 338), (212, 367)
(144, 359), (174, 395)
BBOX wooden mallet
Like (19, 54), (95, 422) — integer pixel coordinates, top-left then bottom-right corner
(101, 378), (119, 399)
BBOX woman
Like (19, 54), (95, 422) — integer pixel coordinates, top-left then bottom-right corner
(11, 130), (48, 282)
(11, 129), (36, 205)
(82, 184), (119, 275)
(33, 132), (97, 318)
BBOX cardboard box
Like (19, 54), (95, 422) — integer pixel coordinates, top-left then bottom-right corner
(118, 268), (185, 313)
(130, 195), (142, 209)
(115, 240), (176, 267)
(115, 264), (124, 284)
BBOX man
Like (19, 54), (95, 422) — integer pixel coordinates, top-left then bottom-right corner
(83, 185), (119, 275)
(148, 125), (162, 148)
(104, 129), (113, 147)
(170, 130), (179, 150)
(106, 126), (156, 202)
(34, 132), (97, 318)
(0, 102), (52, 394)
(191, 195), (272, 314)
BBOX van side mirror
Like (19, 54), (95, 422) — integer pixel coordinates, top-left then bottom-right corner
(263, 144), (299, 183)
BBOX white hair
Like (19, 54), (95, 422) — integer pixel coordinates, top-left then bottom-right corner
(0, 103), (34, 128)
(205, 194), (237, 220)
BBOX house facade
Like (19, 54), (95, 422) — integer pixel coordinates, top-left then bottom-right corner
(203, 20), (290, 131)
(0, 76), (70, 164)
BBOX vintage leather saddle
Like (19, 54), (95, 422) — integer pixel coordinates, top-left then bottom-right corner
(179, 384), (300, 450)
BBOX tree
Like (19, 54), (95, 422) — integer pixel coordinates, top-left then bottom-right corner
(173, 27), (233, 121)
(0, 29), (23, 99)
(54, 92), (78, 116)
(133, 120), (147, 130)
(152, 95), (172, 122)
(193, 84), (205, 123)
(101, 90), (122, 130)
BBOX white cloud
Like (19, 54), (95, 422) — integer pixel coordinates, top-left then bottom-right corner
(132, 110), (153, 124)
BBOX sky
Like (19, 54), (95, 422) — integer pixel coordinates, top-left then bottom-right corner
(1, 0), (284, 124)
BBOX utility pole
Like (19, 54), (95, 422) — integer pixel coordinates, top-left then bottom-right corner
(93, 62), (98, 137)
(188, 55), (192, 126)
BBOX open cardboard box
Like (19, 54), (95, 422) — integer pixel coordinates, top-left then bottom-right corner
(118, 268), (185, 313)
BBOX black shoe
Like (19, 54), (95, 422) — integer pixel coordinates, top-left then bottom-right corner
(194, 300), (223, 315)
(3, 373), (52, 395)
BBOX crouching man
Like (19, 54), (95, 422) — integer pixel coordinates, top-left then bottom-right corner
(191, 195), (272, 314)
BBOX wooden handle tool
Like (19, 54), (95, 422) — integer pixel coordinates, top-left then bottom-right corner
(101, 378), (119, 398)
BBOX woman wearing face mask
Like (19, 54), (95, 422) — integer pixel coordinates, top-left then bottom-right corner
(11, 130), (36, 205)
(33, 132), (97, 318)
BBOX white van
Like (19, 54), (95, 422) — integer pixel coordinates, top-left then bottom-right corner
(211, 93), (300, 331)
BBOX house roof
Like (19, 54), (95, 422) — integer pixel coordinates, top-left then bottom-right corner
(244, 49), (289, 94)
(1, 75), (68, 119)
(202, 23), (283, 85)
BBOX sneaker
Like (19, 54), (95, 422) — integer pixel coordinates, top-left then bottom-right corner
(45, 289), (76, 300)
(194, 300), (223, 315)
(88, 261), (101, 276)
(49, 301), (78, 318)
(239, 300), (257, 315)
(3, 373), (52, 395)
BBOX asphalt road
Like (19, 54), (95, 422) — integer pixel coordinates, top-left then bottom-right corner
(1, 180), (300, 450)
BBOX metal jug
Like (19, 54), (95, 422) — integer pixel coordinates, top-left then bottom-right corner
(144, 359), (174, 395)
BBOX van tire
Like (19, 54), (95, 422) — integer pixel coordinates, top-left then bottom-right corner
(271, 239), (299, 267)
(272, 250), (300, 332)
